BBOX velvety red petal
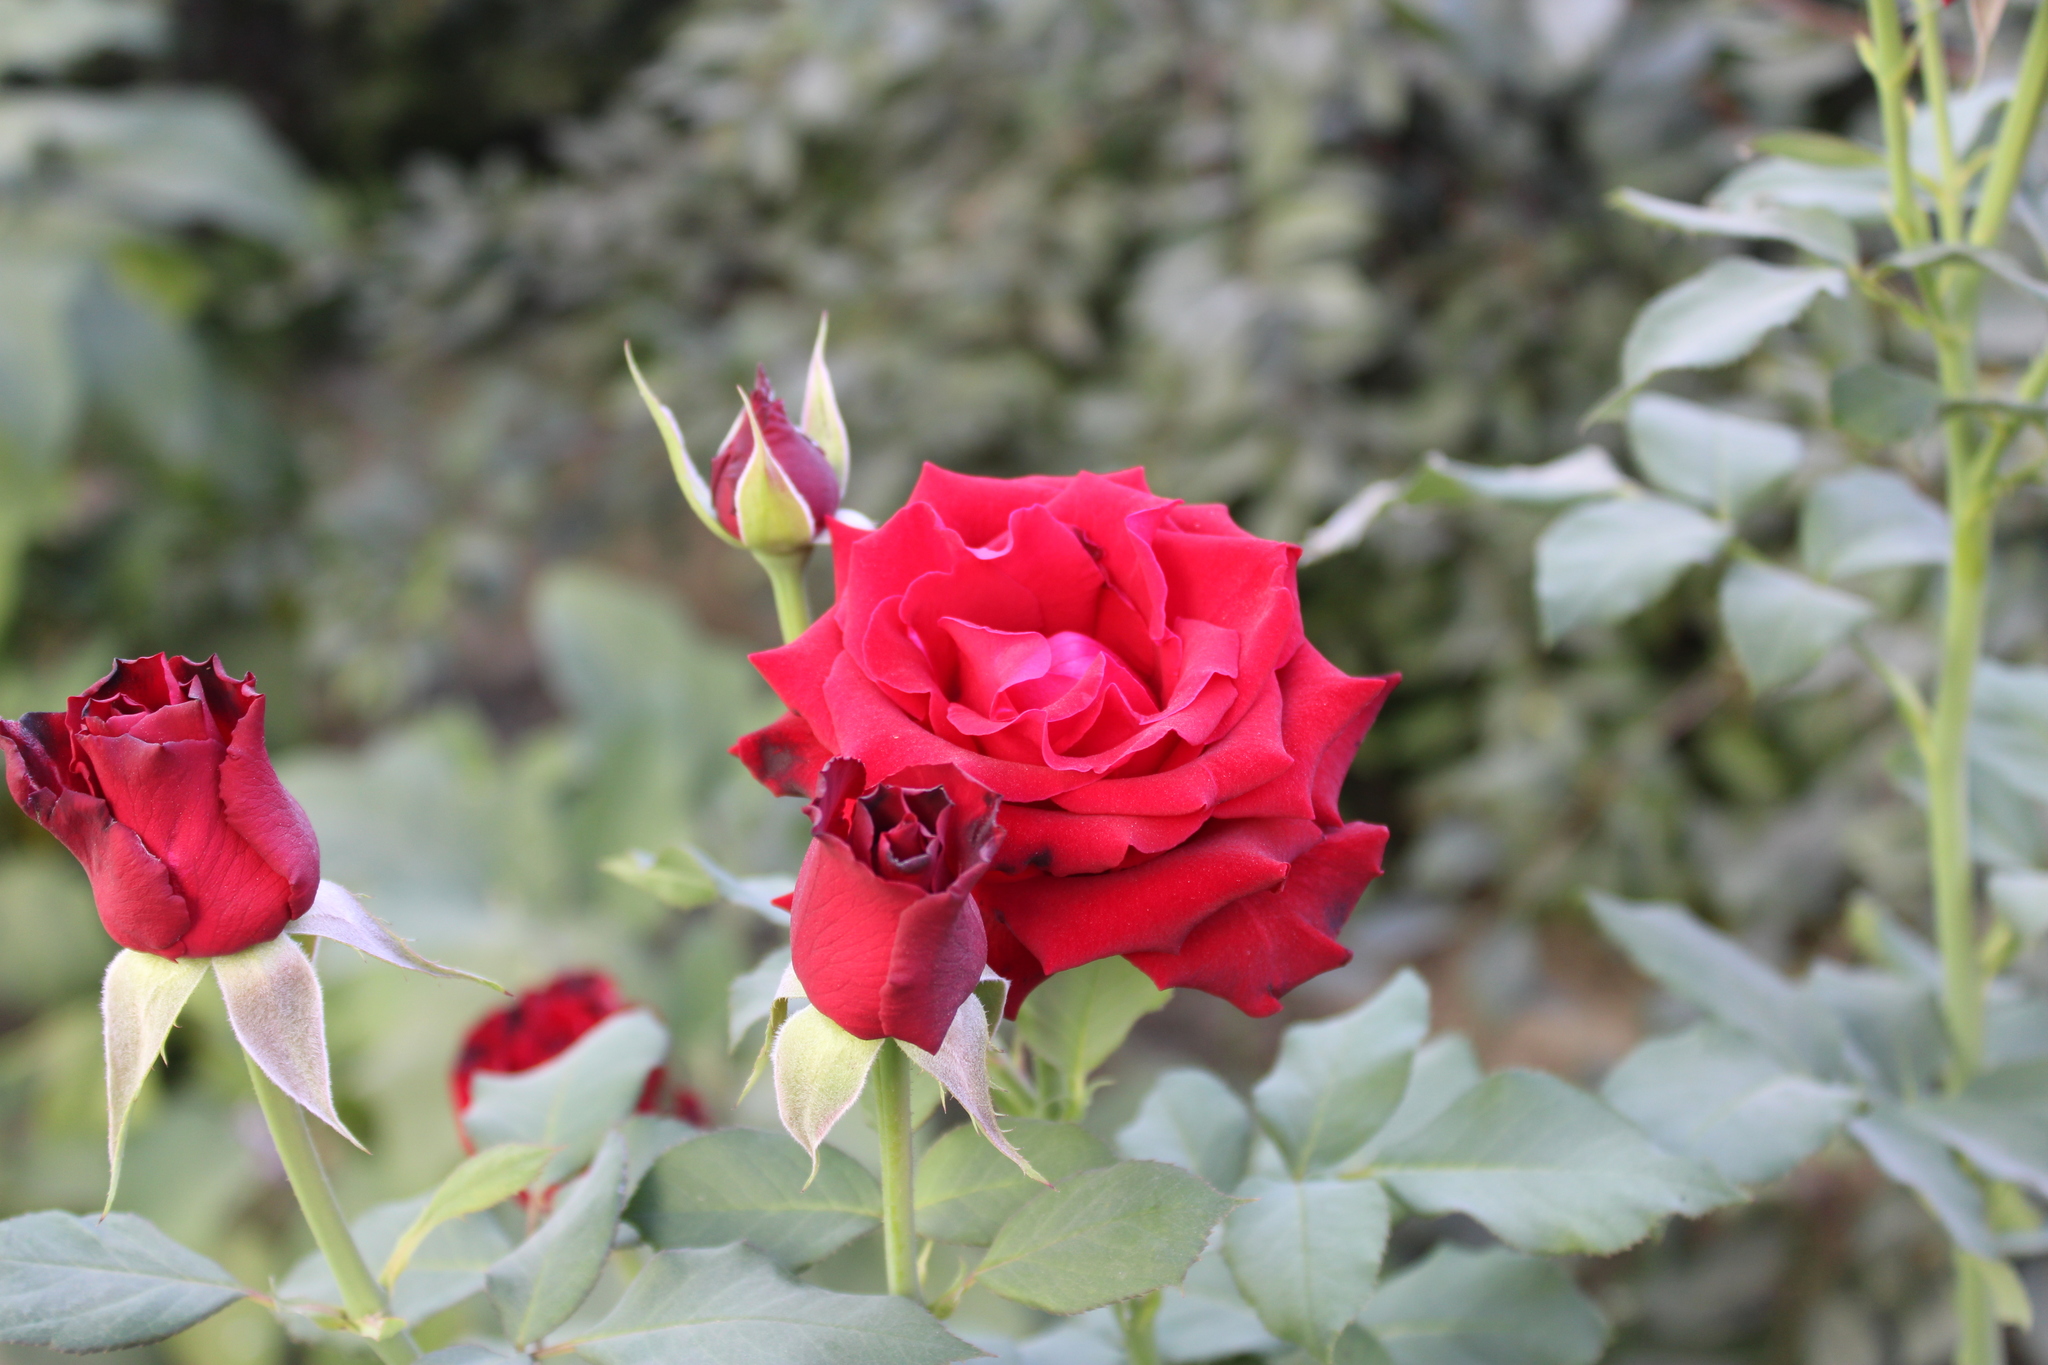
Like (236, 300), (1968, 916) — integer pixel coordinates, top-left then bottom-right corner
(731, 712), (834, 798)
(1, 712), (74, 818)
(907, 465), (1079, 547)
(1210, 649), (1396, 823)
(981, 816), (1323, 972)
(1049, 675), (1291, 816)
(827, 515), (876, 601)
(990, 804), (1207, 876)
(219, 694), (322, 917)
(982, 903), (1047, 1015)
(44, 789), (192, 954)
(1127, 821), (1389, 1015)
(76, 733), (293, 957)
(750, 611), (848, 754)
(791, 835), (986, 1053)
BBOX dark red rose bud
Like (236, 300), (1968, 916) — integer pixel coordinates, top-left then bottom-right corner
(790, 758), (1003, 1053)
(709, 368), (842, 542)
(451, 970), (704, 1126)
(0, 654), (320, 959)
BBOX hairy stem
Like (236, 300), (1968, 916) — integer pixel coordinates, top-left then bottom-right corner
(755, 549), (814, 645)
(245, 1055), (416, 1364)
(873, 1041), (920, 1300)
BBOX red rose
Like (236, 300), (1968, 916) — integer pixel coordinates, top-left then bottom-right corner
(733, 467), (1395, 1016)
(451, 971), (705, 1131)
(789, 757), (1002, 1051)
(709, 368), (842, 542)
(0, 654), (320, 959)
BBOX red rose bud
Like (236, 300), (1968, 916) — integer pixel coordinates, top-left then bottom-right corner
(791, 758), (1003, 1053)
(451, 970), (705, 1127)
(708, 367), (842, 552)
(0, 654), (320, 959)
(733, 468), (1395, 1018)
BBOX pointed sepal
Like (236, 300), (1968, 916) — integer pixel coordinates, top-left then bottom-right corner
(213, 936), (363, 1149)
(734, 387), (825, 554)
(625, 343), (742, 548)
(772, 1004), (882, 1182)
(287, 880), (505, 992)
(100, 950), (209, 1212)
(902, 988), (1043, 1183)
(801, 314), (850, 491)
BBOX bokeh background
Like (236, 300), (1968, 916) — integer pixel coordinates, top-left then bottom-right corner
(2, 0), (2034, 1360)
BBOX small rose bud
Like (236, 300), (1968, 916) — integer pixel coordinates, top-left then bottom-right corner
(709, 368), (842, 553)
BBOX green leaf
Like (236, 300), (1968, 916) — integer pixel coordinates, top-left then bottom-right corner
(1804, 962), (1945, 1097)
(1707, 157), (1892, 223)
(1971, 661), (2048, 806)
(414, 1348), (526, 1364)
(0, 0), (163, 72)
(1718, 559), (1875, 692)
(600, 845), (720, 909)
(1600, 1023), (1858, 1185)
(1990, 871), (2048, 943)
(1332, 1324), (1397, 1365)
(731, 946), (793, 1047)
(486, 1128), (630, 1348)
(972, 1161), (1234, 1314)
(684, 842), (795, 923)
(1015, 956), (1172, 1090)
(627, 1127), (881, 1269)
(563, 1243), (981, 1364)
(1799, 470), (1950, 582)
(0, 1211), (246, 1351)
(1346, 1033), (1485, 1169)
(1369, 1071), (1742, 1254)
(1613, 258), (1847, 397)
(1849, 1107), (1998, 1256)
(1117, 1067), (1255, 1191)
(1830, 363), (1943, 445)
(279, 1193), (513, 1327)
(1224, 1177), (1390, 1356)
(99, 949), (208, 1212)
(1358, 1245), (1610, 1365)
(1907, 1061), (2048, 1200)
(918, 1119), (1113, 1245)
(1252, 969), (1428, 1177)
(213, 933), (360, 1148)
(464, 1008), (670, 1185)
(1626, 393), (1801, 517)
(1408, 447), (1631, 506)
(1746, 130), (1884, 169)
(382, 1144), (553, 1288)
(1610, 188), (1856, 267)
(1588, 890), (1846, 1076)
(1534, 497), (1729, 642)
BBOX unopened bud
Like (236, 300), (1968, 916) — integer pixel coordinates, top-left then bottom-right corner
(711, 370), (841, 553)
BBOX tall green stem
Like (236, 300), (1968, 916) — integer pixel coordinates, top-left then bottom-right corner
(1868, 0), (1931, 248)
(1969, 0), (2048, 247)
(756, 550), (813, 644)
(872, 1041), (920, 1300)
(1930, 481), (1993, 1083)
(245, 1055), (416, 1365)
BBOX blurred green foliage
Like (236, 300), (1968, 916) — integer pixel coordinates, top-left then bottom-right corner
(5, 0), (2035, 1360)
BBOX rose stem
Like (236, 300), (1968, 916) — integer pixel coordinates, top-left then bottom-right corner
(1115, 1292), (1162, 1365)
(872, 1039), (920, 1300)
(244, 1054), (418, 1364)
(755, 549), (813, 644)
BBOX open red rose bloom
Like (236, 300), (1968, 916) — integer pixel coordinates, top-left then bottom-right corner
(451, 971), (704, 1130)
(736, 467), (1395, 1019)
(0, 654), (319, 959)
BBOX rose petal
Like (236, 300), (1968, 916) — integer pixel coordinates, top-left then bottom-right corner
(982, 816), (1323, 971)
(1126, 821), (1389, 1015)
(731, 712), (833, 799)
(219, 694), (323, 918)
(1210, 649), (1395, 823)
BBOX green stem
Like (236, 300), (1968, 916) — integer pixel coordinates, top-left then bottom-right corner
(1929, 482), (1994, 1084)
(245, 1055), (416, 1365)
(1969, 0), (2048, 247)
(1868, 0), (1932, 249)
(1956, 1249), (2003, 1365)
(1117, 1292), (1162, 1365)
(1912, 0), (1968, 241)
(755, 549), (814, 645)
(873, 1041), (920, 1301)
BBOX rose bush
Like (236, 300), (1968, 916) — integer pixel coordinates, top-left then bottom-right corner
(737, 467), (1394, 1015)
(788, 757), (1004, 1051)
(0, 653), (319, 959)
(451, 970), (705, 1136)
